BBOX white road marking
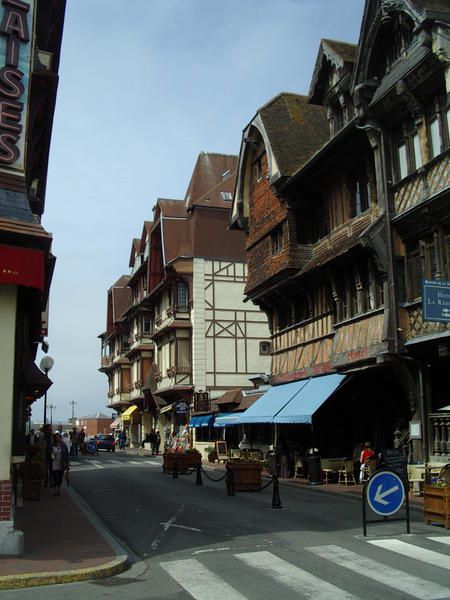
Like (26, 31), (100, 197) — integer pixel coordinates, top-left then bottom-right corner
(160, 558), (248, 600)
(160, 522), (201, 532)
(145, 461), (160, 466)
(128, 460), (141, 464)
(192, 547), (230, 555)
(429, 536), (450, 546)
(108, 460), (122, 464)
(308, 544), (450, 600)
(368, 539), (450, 571)
(69, 461), (81, 466)
(91, 461), (104, 469)
(236, 551), (358, 600)
(151, 505), (184, 551)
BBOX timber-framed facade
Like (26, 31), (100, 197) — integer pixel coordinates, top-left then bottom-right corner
(231, 0), (450, 462)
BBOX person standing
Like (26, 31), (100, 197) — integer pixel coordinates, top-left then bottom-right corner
(155, 431), (161, 455)
(359, 441), (375, 483)
(119, 429), (127, 451)
(50, 433), (70, 496)
(43, 424), (53, 487)
(78, 429), (85, 455)
(149, 429), (157, 455)
(70, 428), (78, 459)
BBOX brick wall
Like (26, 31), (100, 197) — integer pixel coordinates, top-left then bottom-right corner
(244, 154), (301, 295)
(0, 480), (11, 522)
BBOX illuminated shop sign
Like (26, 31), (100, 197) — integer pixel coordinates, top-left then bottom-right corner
(0, 0), (34, 171)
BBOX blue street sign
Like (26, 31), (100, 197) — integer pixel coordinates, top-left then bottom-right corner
(423, 279), (450, 323)
(366, 470), (405, 516)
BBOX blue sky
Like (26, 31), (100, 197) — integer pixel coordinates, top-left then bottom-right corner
(36, 0), (364, 424)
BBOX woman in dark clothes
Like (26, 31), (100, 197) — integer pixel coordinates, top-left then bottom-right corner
(51, 433), (70, 496)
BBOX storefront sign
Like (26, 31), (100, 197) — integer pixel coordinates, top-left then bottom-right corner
(0, 0), (34, 171)
(0, 243), (44, 289)
(175, 401), (189, 414)
(423, 279), (450, 323)
(193, 391), (209, 413)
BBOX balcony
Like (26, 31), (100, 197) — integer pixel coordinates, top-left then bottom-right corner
(166, 304), (191, 319)
(393, 149), (450, 217)
(101, 356), (112, 368)
(430, 413), (450, 458)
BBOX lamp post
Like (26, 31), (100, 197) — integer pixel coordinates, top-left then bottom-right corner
(47, 403), (56, 425)
(40, 356), (54, 426)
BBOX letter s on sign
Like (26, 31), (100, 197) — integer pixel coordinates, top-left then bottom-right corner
(0, 66), (25, 99)
(0, 132), (19, 164)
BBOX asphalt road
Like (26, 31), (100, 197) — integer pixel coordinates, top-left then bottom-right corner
(7, 452), (450, 600)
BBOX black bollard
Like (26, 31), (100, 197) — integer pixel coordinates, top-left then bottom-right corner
(196, 462), (203, 486)
(173, 459), (178, 479)
(271, 475), (283, 509)
(226, 466), (235, 496)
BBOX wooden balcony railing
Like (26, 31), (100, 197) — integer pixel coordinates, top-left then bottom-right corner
(430, 413), (450, 458)
(101, 356), (112, 368)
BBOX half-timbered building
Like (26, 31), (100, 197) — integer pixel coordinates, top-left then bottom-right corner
(231, 0), (450, 462)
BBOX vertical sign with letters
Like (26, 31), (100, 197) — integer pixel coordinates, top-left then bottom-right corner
(0, 0), (35, 172)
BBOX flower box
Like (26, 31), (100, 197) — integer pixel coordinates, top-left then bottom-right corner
(163, 452), (201, 474)
(424, 484), (450, 529)
(227, 460), (263, 491)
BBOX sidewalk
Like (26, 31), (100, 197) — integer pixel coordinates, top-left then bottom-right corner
(0, 483), (129, 590)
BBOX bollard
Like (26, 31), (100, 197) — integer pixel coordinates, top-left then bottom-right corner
(226, 465), (235, 496)
(172, 459), (178, 479)
(271, 475), (283, 509)
(196, 462), (203, 486)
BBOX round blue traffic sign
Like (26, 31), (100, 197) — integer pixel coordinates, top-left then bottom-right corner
(366, 470), (405, 516)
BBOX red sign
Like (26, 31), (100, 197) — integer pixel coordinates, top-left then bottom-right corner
(0, 244), (44, 290)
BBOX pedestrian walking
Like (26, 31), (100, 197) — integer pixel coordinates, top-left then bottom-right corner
(62, 431), (72, 455)
(43, 424), (53, 487)
(50, 433), (70, 496)
(78, 429), (85, 455)
(70, 428), (78, 458)
(155, 430), (161, 455)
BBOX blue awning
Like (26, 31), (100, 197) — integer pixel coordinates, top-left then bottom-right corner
(274, 374), (346, 424)
(199, 414), (215, 427)
(214, 413), (240, 427)
(234, 374), (346, 425)
(189, 416), (201, 427)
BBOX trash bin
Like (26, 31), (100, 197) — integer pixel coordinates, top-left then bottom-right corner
(306, 454), (323, 485)
(268, 452), (278, 476)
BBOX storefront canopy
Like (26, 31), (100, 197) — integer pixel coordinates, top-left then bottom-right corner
(214, 413), (241, 427)
(274, 374), (346, 424)
(110, 417), (121, 429)
(189, 415), (215, 427)
(121, 405), (138, 420)
(234, 374), (346, 425)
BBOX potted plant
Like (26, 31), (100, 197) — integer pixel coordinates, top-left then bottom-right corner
(163, 448), (202, 474)
(424, 466), (450, 529)
(204, 446), (216, 463)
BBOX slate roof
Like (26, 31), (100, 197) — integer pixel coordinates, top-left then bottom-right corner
(258, 93), (329, 179)
(322, 39), (357, 63)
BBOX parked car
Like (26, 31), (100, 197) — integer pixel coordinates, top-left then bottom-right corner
(94, 434), (116, 452)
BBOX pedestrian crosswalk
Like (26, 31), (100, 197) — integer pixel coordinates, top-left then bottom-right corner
(70, 457), (162, 470)
(159, 536), (450, 600)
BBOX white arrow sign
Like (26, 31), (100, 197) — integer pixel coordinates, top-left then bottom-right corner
(374, 484), (400, 505)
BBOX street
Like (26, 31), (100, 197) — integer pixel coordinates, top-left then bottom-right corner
(5, 452), (450, 599)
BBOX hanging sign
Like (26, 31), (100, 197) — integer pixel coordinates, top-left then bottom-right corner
(423, 280), (450, 323)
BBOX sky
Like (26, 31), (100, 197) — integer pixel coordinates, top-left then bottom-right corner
(34, 0), (365, 425)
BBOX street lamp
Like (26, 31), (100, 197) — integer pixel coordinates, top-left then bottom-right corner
(47, 403), (56, 425)
(40, 355), (54, 426)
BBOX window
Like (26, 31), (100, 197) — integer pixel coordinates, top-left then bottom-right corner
(259, 341), (271, 355)
(350, 173), (371, 216)
(220, 191), (233, 201)
(427, 95), (450, 159)
(177, 338), (190, 370)
(143, 316), (152, 334)
(393, 120), (422, 181)
(406, 246), (424, 301)
(251, 155), (263, 186)
(177, 282), (189, 309)
(271, 225), (283, 254)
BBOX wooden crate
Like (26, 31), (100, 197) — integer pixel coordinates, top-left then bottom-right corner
(163, 452), (201, 474)
(227, 460), (263, 491)
(423, 485), (450, 529)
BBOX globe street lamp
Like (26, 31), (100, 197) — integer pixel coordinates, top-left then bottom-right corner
(40, 356), (54, 426)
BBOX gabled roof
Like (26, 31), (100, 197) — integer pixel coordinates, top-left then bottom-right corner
(108, 276), (131, 323)
(257, 93), (329, 180)
(194, 169), (237, 209)
(184, 152), (238, 210)
(79, 412), (111, 420)
(128, 238), (141, 268)
(309, 39), (357, 104)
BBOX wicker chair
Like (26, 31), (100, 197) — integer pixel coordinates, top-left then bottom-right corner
(338, 459), (356, 485)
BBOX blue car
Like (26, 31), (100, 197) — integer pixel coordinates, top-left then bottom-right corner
(94, 434), (116, 452)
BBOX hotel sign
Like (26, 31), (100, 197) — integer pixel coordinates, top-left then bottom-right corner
(0, 0), (35, 172)
(423, 280), (450, 323)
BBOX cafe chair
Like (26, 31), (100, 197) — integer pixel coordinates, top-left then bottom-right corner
(338, 459), (356, 486)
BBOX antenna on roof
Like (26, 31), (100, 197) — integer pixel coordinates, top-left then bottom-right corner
(222, 170), (231, 179)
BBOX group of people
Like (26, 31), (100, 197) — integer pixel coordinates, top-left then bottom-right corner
(140, 429), (161, 455)
(25, 424), (71, 496)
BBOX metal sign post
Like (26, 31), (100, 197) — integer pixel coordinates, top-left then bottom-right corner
(362, 469), (410, 536)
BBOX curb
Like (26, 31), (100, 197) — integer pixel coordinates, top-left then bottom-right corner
(0, 555), (129, 591)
